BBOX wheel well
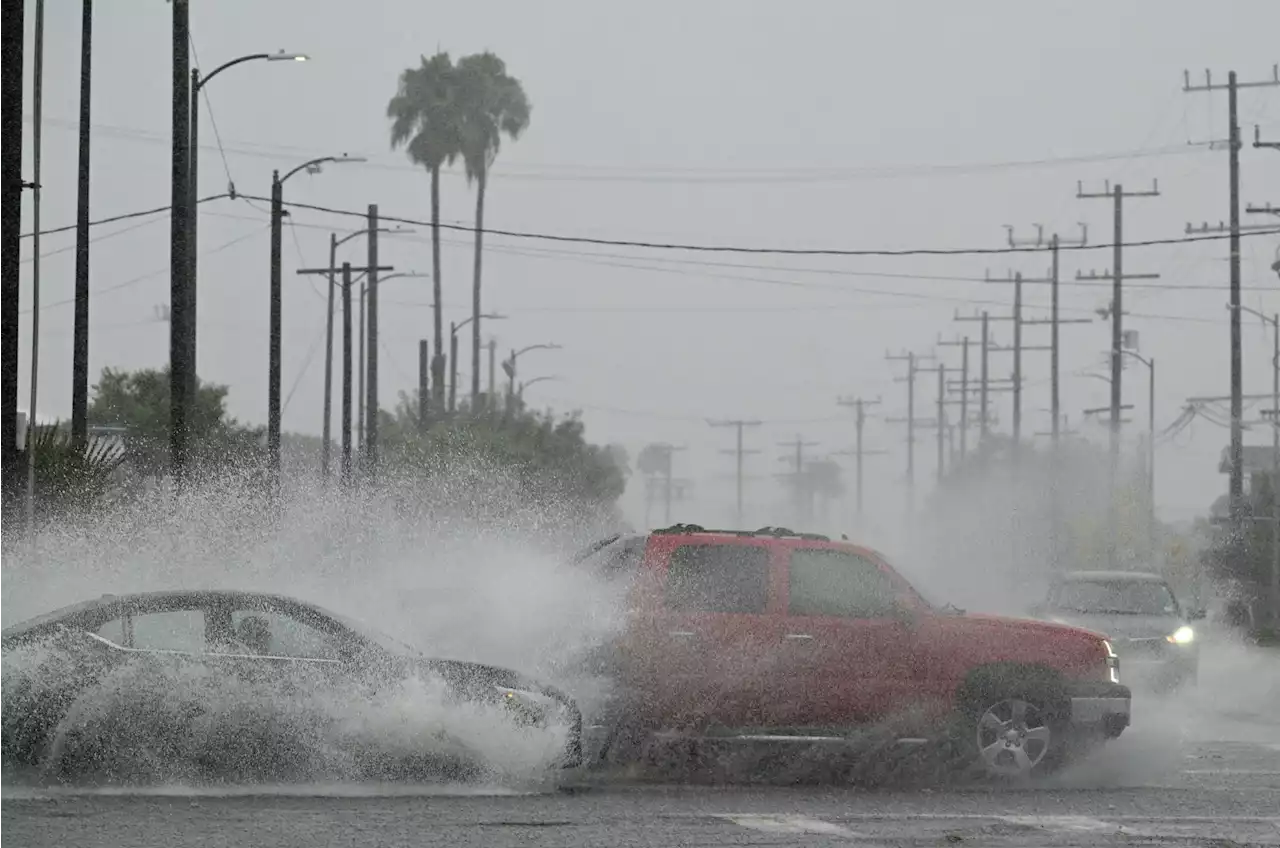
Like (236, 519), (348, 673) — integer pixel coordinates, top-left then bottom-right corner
(955, 662), (1070, 723)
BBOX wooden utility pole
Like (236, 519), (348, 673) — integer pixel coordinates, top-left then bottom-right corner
(885, 349), (935, 508)
(418, 339), (429, 432)
(297, 262), (393, 484)
(709, 419), (762, 527)
(169, 0), (192, 481)
(1182, 66), (1280, 528)
(778, 435), (820, 526)
(1000, 224), (1092, 445)
(835, 396), (885, 516)
(365, 204), (380, 476)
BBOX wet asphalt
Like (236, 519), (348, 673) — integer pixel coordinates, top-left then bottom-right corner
(4, 646), (1278, 847)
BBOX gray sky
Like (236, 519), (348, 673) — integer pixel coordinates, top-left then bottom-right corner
(15, 0), (1280, 532)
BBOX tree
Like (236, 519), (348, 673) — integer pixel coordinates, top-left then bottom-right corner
(388, 52), (463, 411)
(379, 397), (630, 532)
(455, 52), (531, 405)
(87, 366), (263, 477)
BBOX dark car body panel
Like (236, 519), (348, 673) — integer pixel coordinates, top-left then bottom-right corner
(2, 590), (583, 774)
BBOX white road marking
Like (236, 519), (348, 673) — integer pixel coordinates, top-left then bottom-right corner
(999, 815), (1136, 834)
(714, 814), (859, 837)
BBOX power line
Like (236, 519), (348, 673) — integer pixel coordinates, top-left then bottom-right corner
(18, 192), (232, 239)
(237, 194), (1280, 258)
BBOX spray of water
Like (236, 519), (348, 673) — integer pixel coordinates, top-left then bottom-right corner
(1, 458), (632, 791)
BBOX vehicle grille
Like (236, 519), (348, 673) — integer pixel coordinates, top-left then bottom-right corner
(1113, 637), (1168, 661)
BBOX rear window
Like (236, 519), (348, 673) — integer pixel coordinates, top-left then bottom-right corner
(665, 544), (769, 614)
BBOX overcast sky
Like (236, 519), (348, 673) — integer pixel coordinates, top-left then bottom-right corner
(14, 0), (1280, 533)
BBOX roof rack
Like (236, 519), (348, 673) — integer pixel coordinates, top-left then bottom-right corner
(650, 524), (831, 542)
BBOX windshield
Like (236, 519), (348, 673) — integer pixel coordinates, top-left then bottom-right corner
(1049, 580), (1180, 616)
(323, 609), (422, 657)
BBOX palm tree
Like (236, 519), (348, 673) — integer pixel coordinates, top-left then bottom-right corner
(388, 52), (462, 410)
(456, 52), (531, 406)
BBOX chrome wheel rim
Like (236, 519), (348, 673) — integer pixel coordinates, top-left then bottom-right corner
(975, 698), (1051, 778)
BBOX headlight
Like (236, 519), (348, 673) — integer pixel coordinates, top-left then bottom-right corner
(1102, 639), (1120, 684)
(1166, 625), (1195, 645)
(493, 685), (557, 727)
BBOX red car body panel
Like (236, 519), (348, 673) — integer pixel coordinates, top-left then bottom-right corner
(609, 532), (1115, 731)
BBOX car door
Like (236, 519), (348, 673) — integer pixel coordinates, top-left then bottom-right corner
(776, 546), (918, 727)
(207, 603), (350, 697)
(622, 536), (783, 730)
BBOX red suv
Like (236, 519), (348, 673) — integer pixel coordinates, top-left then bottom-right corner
(573, 525), (1130, 780)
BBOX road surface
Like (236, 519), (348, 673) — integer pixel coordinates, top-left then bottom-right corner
(5, 646), (1278, 846)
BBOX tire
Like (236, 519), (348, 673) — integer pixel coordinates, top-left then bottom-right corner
(954, 665), (1071, 781)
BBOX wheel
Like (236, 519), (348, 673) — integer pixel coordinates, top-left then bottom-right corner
(972, 696), (1059, 779)
(954, 665), (1071, 781)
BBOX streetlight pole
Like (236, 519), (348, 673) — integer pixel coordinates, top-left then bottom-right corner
(518, 375), (561, 403)
(450, 313), (506, 414)
(504, 344), (562, 409)
(1241, 304), (1280, 627)
(189, 50), (305, 405)
(1119, 349), (1156, 563)
(267, 154), (363, 486)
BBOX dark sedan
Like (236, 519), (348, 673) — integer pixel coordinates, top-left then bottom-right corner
(1, 589), (583, 784)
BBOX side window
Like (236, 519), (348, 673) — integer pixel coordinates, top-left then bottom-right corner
(225, 609), (341, 660)
(788, 549), (902, 618)
(665, 544), (769, 614)
(96, 610), (206, 653)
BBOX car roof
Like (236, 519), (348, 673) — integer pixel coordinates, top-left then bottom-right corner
(1055, 570), (1168, 583)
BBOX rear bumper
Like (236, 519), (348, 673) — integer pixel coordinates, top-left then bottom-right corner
(1066, 680), (1131, 734)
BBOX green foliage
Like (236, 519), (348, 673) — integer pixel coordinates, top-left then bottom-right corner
(455, 52), (531, 184)
(387, 52), (464, 173)
(381, 395), (629, 511)
(87, 366), (264, 476)
(15, 422), (127, 520)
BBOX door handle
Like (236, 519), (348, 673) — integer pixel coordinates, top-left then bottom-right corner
(667, 630), (696, 638)
(784, 633), (814, 641)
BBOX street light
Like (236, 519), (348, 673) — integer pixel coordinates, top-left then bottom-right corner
(1236, 302), (1280, 626)
(268, 154), (364, 481)
(188, 50), (306, 404)
(1117, 348), (1156, 563)
(450, 314), (506, 413)
(503, 344), (563, 408)
(518, 375), (561, 400)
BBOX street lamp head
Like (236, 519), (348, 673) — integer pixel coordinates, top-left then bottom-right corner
(268, 51), (309, 62)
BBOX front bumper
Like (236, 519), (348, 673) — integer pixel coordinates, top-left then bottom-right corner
(1066, 680), (1131, 735)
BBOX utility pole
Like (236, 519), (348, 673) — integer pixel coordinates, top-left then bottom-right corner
(962, 281), (1047, 454)
(322, 233), (337, 477)
(297, 262), (393, 481)
(341, 263), (353, 487)
(649, 443), (687, 525)
(954, 311), (1005, 445)
(418, 339), (429, 433)
(0, 0), (22, 518)
(488, 338), (497, 411)
(778, 435), (820, 526)
(1002, 223), (1091, 445)
(365, 204), (380, 477)
(1080, 180), (1160, 570)
(1182, 66), (1280, 529)
(885, 349), (935, 509)
(71, 0), (93, 449)
(169, 0), (192, 481)
(936, 338), (970, 459)
(835, 396), (885, 516)
(708, 419), (762, 527)
(1078, 181), (1160, 483)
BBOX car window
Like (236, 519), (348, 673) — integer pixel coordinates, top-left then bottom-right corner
(581, 536), (647, 583)
(1050, 580), (1179, 616)
(96, 609), (207, 653)
(225, 609), (342, 660)
(665, 544), (769, 614)
(788, 549), (902, 618)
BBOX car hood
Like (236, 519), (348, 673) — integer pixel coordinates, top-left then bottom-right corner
(1034, 611), (1183, 641)
(956, 611), (1109, 641)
